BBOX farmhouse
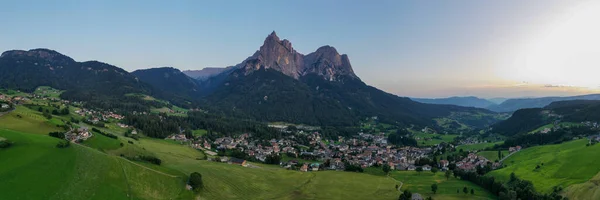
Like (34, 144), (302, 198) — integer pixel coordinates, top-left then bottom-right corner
(439, 160), (449, 168)
(229, 158), (248, 167)
(509, 146), (522, 153)
(65, 127), (92, 142)
(300, 163), (309, 172)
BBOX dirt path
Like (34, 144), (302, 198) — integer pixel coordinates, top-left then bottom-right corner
(499, 151), (518, 163)
(73, 142), (179, 178)
(387, 175), (403, 191)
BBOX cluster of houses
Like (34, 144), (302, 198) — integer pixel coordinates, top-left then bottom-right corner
(455, 153), (494, 171)
(195, 130), (457, 173)
(75, 108), (124, 123)
(582, 121), (600, 129)
(64, 127), (92, 142)
(508, 146), (522, 153)
(0, 94), (30, 107)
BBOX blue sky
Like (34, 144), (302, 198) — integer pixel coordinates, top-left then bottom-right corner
(1, 0), (597, 98)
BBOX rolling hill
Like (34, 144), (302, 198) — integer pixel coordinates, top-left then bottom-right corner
(0, 49), (151, 100)
(490, 100), (600, 136)
(0, 49), (164, 112)
(487, 139), (600, 199)
(0, 128), (192, 200)
(132, 67), (203, 104)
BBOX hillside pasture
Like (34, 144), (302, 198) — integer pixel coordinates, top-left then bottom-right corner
(0, 128), (191, 200)
(391, 171), (495, 200)
(487, 139), (600, 196)
(477, 150), (509, 162)
(83, 131), (123, 152)
(0, 106), (63, 134)
(34, 86), (63, 98)
(456, 142), (503, 152)
(413, 132), (458, 147)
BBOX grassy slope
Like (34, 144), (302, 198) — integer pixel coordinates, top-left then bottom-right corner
(563, 171), (600, 200)
(34, 86), (63, 98)
(477, 151), (509, 162)
(411, 131), (458, 147)
(129, 136), (402, 200)
(0, 106), (63, 134)
(0, 129), (192, 200)
(391, 171), (495, 200)
(456, 142), (503, 152)
(487, 139), (600, 196)
(83, 130), (123, 152)
(528, 122), (582, 134)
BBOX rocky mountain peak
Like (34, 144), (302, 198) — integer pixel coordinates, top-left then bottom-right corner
(247, 31), (304, 78)
(237, 32), (357, 81)
(303, 45), (357, 80)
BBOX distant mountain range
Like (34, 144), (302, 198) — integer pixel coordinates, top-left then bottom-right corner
(487, 94), (600, 112)
(411, 96), (496, 108)
(412, 94), (600, 113)
(182, 67), (227, 80)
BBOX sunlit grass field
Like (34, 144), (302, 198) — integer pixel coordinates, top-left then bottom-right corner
(390, 171), (495, 200)
(487, 139), (600, 197)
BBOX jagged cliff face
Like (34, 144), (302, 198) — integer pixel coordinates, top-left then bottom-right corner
(238, 31), (358, 81)
(303, 46), (356, 81)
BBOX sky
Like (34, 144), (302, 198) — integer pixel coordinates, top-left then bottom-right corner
(1, 0), (599, 98)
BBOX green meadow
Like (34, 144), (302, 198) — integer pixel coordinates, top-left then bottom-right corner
(477, 150), (509, 161)
(456, 142), (503, 152)
(487, 139), (600, 198)
(34, 86), (64, 98)
(413, 132), (458, 147)
(83, 130), (123, 152)
(0, 128), (192, 200)
(0, 106), (63, 134)
(192, 129), (208, 137)
(390, 171), (495, 200)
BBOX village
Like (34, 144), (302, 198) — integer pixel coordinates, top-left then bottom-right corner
(181, 126), (523, 174)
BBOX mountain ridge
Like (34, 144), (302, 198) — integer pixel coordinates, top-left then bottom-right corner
(488, 94), (600, 112)
(411, 96), (497, 108)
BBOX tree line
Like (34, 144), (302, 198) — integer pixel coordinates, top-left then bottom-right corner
(453, 170), (567, 200)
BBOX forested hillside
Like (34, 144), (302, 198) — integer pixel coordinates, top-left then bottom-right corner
(491, 100), (600, 136)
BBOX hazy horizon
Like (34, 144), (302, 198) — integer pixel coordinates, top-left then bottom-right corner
(2, 0), (599, 98)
